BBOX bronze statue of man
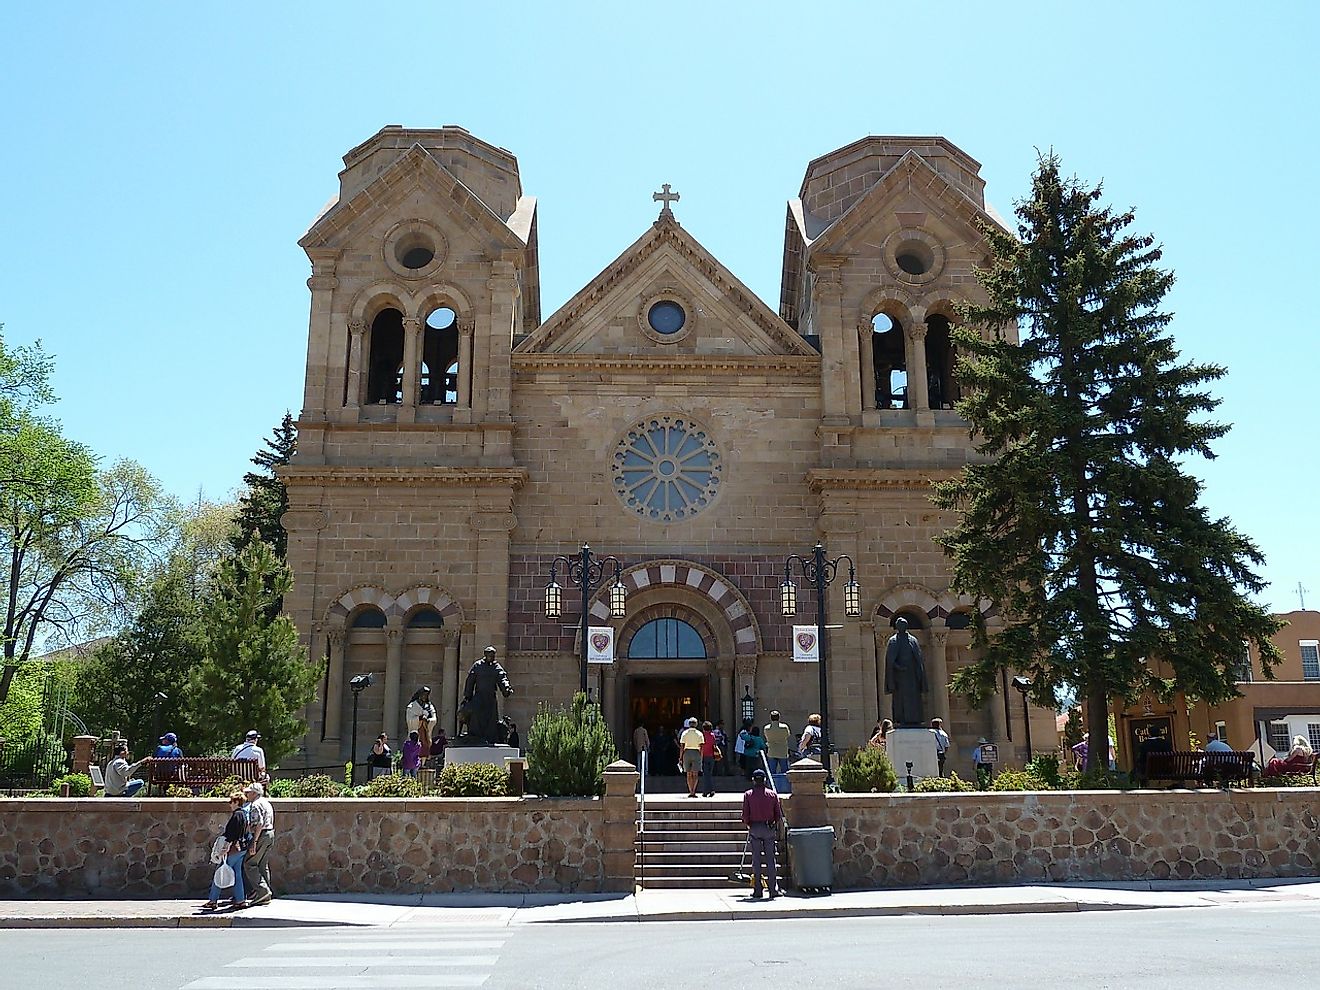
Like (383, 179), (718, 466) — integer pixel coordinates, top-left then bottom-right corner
(884, 617), (928, 727)
(460, 646), (515, 745)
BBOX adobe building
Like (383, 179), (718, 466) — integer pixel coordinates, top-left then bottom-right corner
(1114, 610), (1320, 767)
(280, 125), (1058, 772)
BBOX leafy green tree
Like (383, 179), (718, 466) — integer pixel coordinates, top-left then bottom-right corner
(232, 412), (296, 560)
(933, 153), (1283, 771)
(0, 327), (54, 424)
(187, 540), (320, 765)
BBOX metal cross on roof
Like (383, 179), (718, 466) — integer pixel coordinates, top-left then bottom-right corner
(652, 183), (680, 218)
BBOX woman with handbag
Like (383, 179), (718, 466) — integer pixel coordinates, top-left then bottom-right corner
(201, 791), (248, 911)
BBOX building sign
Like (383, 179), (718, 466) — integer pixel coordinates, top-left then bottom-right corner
(793, 626), (819, 663)
(977, 744), (999, 765)
(587, 626), (615, 664)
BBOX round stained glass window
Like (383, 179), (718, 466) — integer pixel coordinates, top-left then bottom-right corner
(612, 416), (722, 523)
(647, 300), (686, 335)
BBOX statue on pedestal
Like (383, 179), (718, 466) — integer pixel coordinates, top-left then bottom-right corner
(885, 617), (928, 727)
(457, 646), (514, 745)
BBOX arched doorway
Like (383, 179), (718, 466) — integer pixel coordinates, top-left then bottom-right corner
(626, 617), (710, 767)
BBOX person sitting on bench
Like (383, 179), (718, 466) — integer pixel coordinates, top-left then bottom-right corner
(105, 744), (148, 797)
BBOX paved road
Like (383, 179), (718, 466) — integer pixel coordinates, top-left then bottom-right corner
(6, 905), (1317, 989)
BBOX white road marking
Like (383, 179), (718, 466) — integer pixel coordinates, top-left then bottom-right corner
(226, 956), (497, 968)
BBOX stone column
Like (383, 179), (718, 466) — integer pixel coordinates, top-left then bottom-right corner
(485, 263), (519, 421)
(785, 759), (829, 828)
(860, 622), (879, 731)
(301, 250), (338, 418)
(454, 318), (474, 422)
(718, 659), (736, 734)
(398, 316), (422, 423)
(472, 493), (517, 653)
(325, 628), (346, 741)
(928, 629), (951, 725)
(344, 321), (365, 412)
(440, 633), (460, 734)
(858, 322), (876, 410)
(601, 759), (641, 892)
(812, 260), (857, 425)
(384, 625), (403, 738)
(906, 319), (930, 412)
(71, 735), (98, 783)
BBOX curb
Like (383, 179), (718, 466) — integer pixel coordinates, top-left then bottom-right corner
(0, 915), (350, 929)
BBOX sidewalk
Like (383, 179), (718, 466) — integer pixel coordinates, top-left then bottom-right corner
(4, 878), (1320, 928)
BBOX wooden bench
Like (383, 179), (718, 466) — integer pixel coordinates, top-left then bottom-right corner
(143, 758), (260, 796)
(1142, 750), (1255, 787)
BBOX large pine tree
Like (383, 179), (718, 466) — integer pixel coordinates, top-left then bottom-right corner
(232, 412), (296, 560)
(934, 154), (1283, 770)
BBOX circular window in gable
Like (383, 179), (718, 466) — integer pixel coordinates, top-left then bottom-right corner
(612, 415), (722, 523)
(383, 219), (448, 280)
(882, 228), (945, 285)
(638, 289), (697, 343)
(648, 300), (686, 334)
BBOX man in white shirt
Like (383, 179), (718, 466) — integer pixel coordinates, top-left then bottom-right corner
(239, 782), (276, 907)
(679, 718), (705, 798)
(930, 718), (951, 776)
(231, 730), (268, 781)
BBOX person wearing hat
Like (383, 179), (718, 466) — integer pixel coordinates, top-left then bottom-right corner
(930, 718), (950, 776)
(231, 730), (268, 782)
(237, 781), (275, 908)
(679, 717), (705, 798)
(741, 768), (782, 899)
(762, 710), (792, 775)
(973, 736), (994, 788)
(153, 732), (184, 759)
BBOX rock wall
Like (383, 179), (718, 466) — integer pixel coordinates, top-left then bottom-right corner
(0, 797), (606, 898)
(824, 788), (1320, 888)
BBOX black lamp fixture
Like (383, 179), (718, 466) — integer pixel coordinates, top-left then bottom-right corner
(545, 544), (627, 696)
(741, 685), (755, 725)
(781, 543), (861, 779)
(348, 672), (375, 786)
(1011, 675), (1033, 759)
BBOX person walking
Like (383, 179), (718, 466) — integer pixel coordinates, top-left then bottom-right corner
(231, 730), (268, 782)
(734, 719), (751, 775)
(679, 717), (705, 797)
(236, 782), (275, 908)
(743, 725), (767, 778)
(201, 790), (248, 911)
(762, 711), (792, 775)
(633, 722), (650, 773)
(712, 721), (728, 775)
(930, 718), (951, 775)
(699, 720), (717, 797)
(741, 768), (783, 899)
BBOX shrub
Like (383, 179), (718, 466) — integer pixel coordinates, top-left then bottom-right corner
(439, 762), (509, 797)
(1026, 753), (1064, 789)
(836, 746), (899, 793)
(526, 693), (617, 797)
(51, 773), (93, 797)
(1261, 773), (1316, 789)
(358, 772), (424, 798)
(206, 775), (249, 798)
(1063, 767), (1130, 790)
(286, 774), (347, 798)
(988, 768), (1039, 791)
(266, 777), (296, 798)
(163, 785), (193, 798)
(913, 771), (977, 793)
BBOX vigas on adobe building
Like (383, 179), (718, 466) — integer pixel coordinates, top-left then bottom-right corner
(281, 125), (1058, 771)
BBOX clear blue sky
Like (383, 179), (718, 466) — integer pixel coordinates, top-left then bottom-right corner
(1, 3), (1316, 611)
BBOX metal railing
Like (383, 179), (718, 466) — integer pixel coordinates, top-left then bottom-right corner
(637, 748), (648, 890)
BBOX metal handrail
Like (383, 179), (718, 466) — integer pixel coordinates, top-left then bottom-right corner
(637, 748), (648, 890)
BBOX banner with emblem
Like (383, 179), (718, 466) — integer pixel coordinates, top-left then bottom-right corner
(792, 625), (820, 663)
(587, 626), (615, 664)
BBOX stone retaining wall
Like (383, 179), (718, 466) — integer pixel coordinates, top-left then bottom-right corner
(823, 788), (1320, 888)
(0, 797), (607, 898)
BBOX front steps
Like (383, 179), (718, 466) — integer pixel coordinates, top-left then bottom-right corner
(636, 796), (782, 890)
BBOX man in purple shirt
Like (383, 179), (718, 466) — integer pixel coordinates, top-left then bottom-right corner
(741, 768), (783, 899)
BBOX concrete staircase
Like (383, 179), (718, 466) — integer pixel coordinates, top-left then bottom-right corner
(636, 796), (780, 889)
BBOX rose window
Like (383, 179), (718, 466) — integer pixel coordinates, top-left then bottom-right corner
(612, 416), (722, 522)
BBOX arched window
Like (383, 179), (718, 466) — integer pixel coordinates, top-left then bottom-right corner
(421, 306), (459, 405)
(407, 608), (444, 628)
(366, 309), (404, 404)
(871, 313), (907, 410)
(351, 607), (387, 629)
(890, 608), (927, 629)
(924, 314), (958, 409)
(628, 618), (706, 659)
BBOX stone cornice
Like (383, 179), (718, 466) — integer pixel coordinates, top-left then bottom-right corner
(513, 353), (818, 377)
(297, 421), (515, 434)
(807, 467), (959, 492)
(279, 465), (528, 488)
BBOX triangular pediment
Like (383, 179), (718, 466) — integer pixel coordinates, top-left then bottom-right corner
(299, 143), (527, 256)
(800, 149), (1011, 260)
(518, 217), (816, 357)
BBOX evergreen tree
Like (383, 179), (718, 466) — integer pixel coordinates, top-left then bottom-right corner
(933, 153), (1283, 771)
(187, 540), (320, 765)
(232, 412), (296, 560)
(525, 693), (617, 796)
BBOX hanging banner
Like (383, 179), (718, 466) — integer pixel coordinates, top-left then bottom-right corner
(793, 625), (819, 663)
(587, 626), (615, 664)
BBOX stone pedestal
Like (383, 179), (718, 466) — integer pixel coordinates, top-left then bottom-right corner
(445, 745), (519, 769)
(602, 759), (641, 892)
(887, 728), (939, 782)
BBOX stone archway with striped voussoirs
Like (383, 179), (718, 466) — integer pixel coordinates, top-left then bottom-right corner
(324, 584), (465, 629)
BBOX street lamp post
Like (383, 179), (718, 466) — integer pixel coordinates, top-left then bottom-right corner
(782, 543), (861, 778)
(349, 672), (374, 786)
(1012, 676), (1033, 760)
(545, 544), (627, 696)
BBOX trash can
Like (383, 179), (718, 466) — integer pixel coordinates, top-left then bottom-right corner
(786, 825), (834, 894)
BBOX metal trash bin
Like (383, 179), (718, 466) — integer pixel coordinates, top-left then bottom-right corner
(786, 825), (834, 894)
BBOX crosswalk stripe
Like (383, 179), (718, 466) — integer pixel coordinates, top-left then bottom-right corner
(264, 941), (506, 952)
(183, 978), (488, 989)
(226, 956), (497, 968)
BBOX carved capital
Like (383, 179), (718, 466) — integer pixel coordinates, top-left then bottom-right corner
(349, 320), (366, 338)
(280, 509), (328, 533)
(457, 318), (476, 338)
(307, 274), (338, 292)
(327, 628), (346, 649)
(907, 323), (929, 341)
(403, 316), (423, 333)
(929, 629), (948, 647)
(386, 627), (402, 644)
(734, 657), (758, 681)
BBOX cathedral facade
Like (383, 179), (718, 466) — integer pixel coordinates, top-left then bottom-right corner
(282, 125), (1056, 771)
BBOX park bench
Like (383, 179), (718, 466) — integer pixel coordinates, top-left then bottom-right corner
(142, 757), (260, 796)
(1141, 750), (1255, 788)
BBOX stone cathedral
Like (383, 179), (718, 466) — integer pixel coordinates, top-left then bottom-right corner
(281, 125), (1057, 772)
